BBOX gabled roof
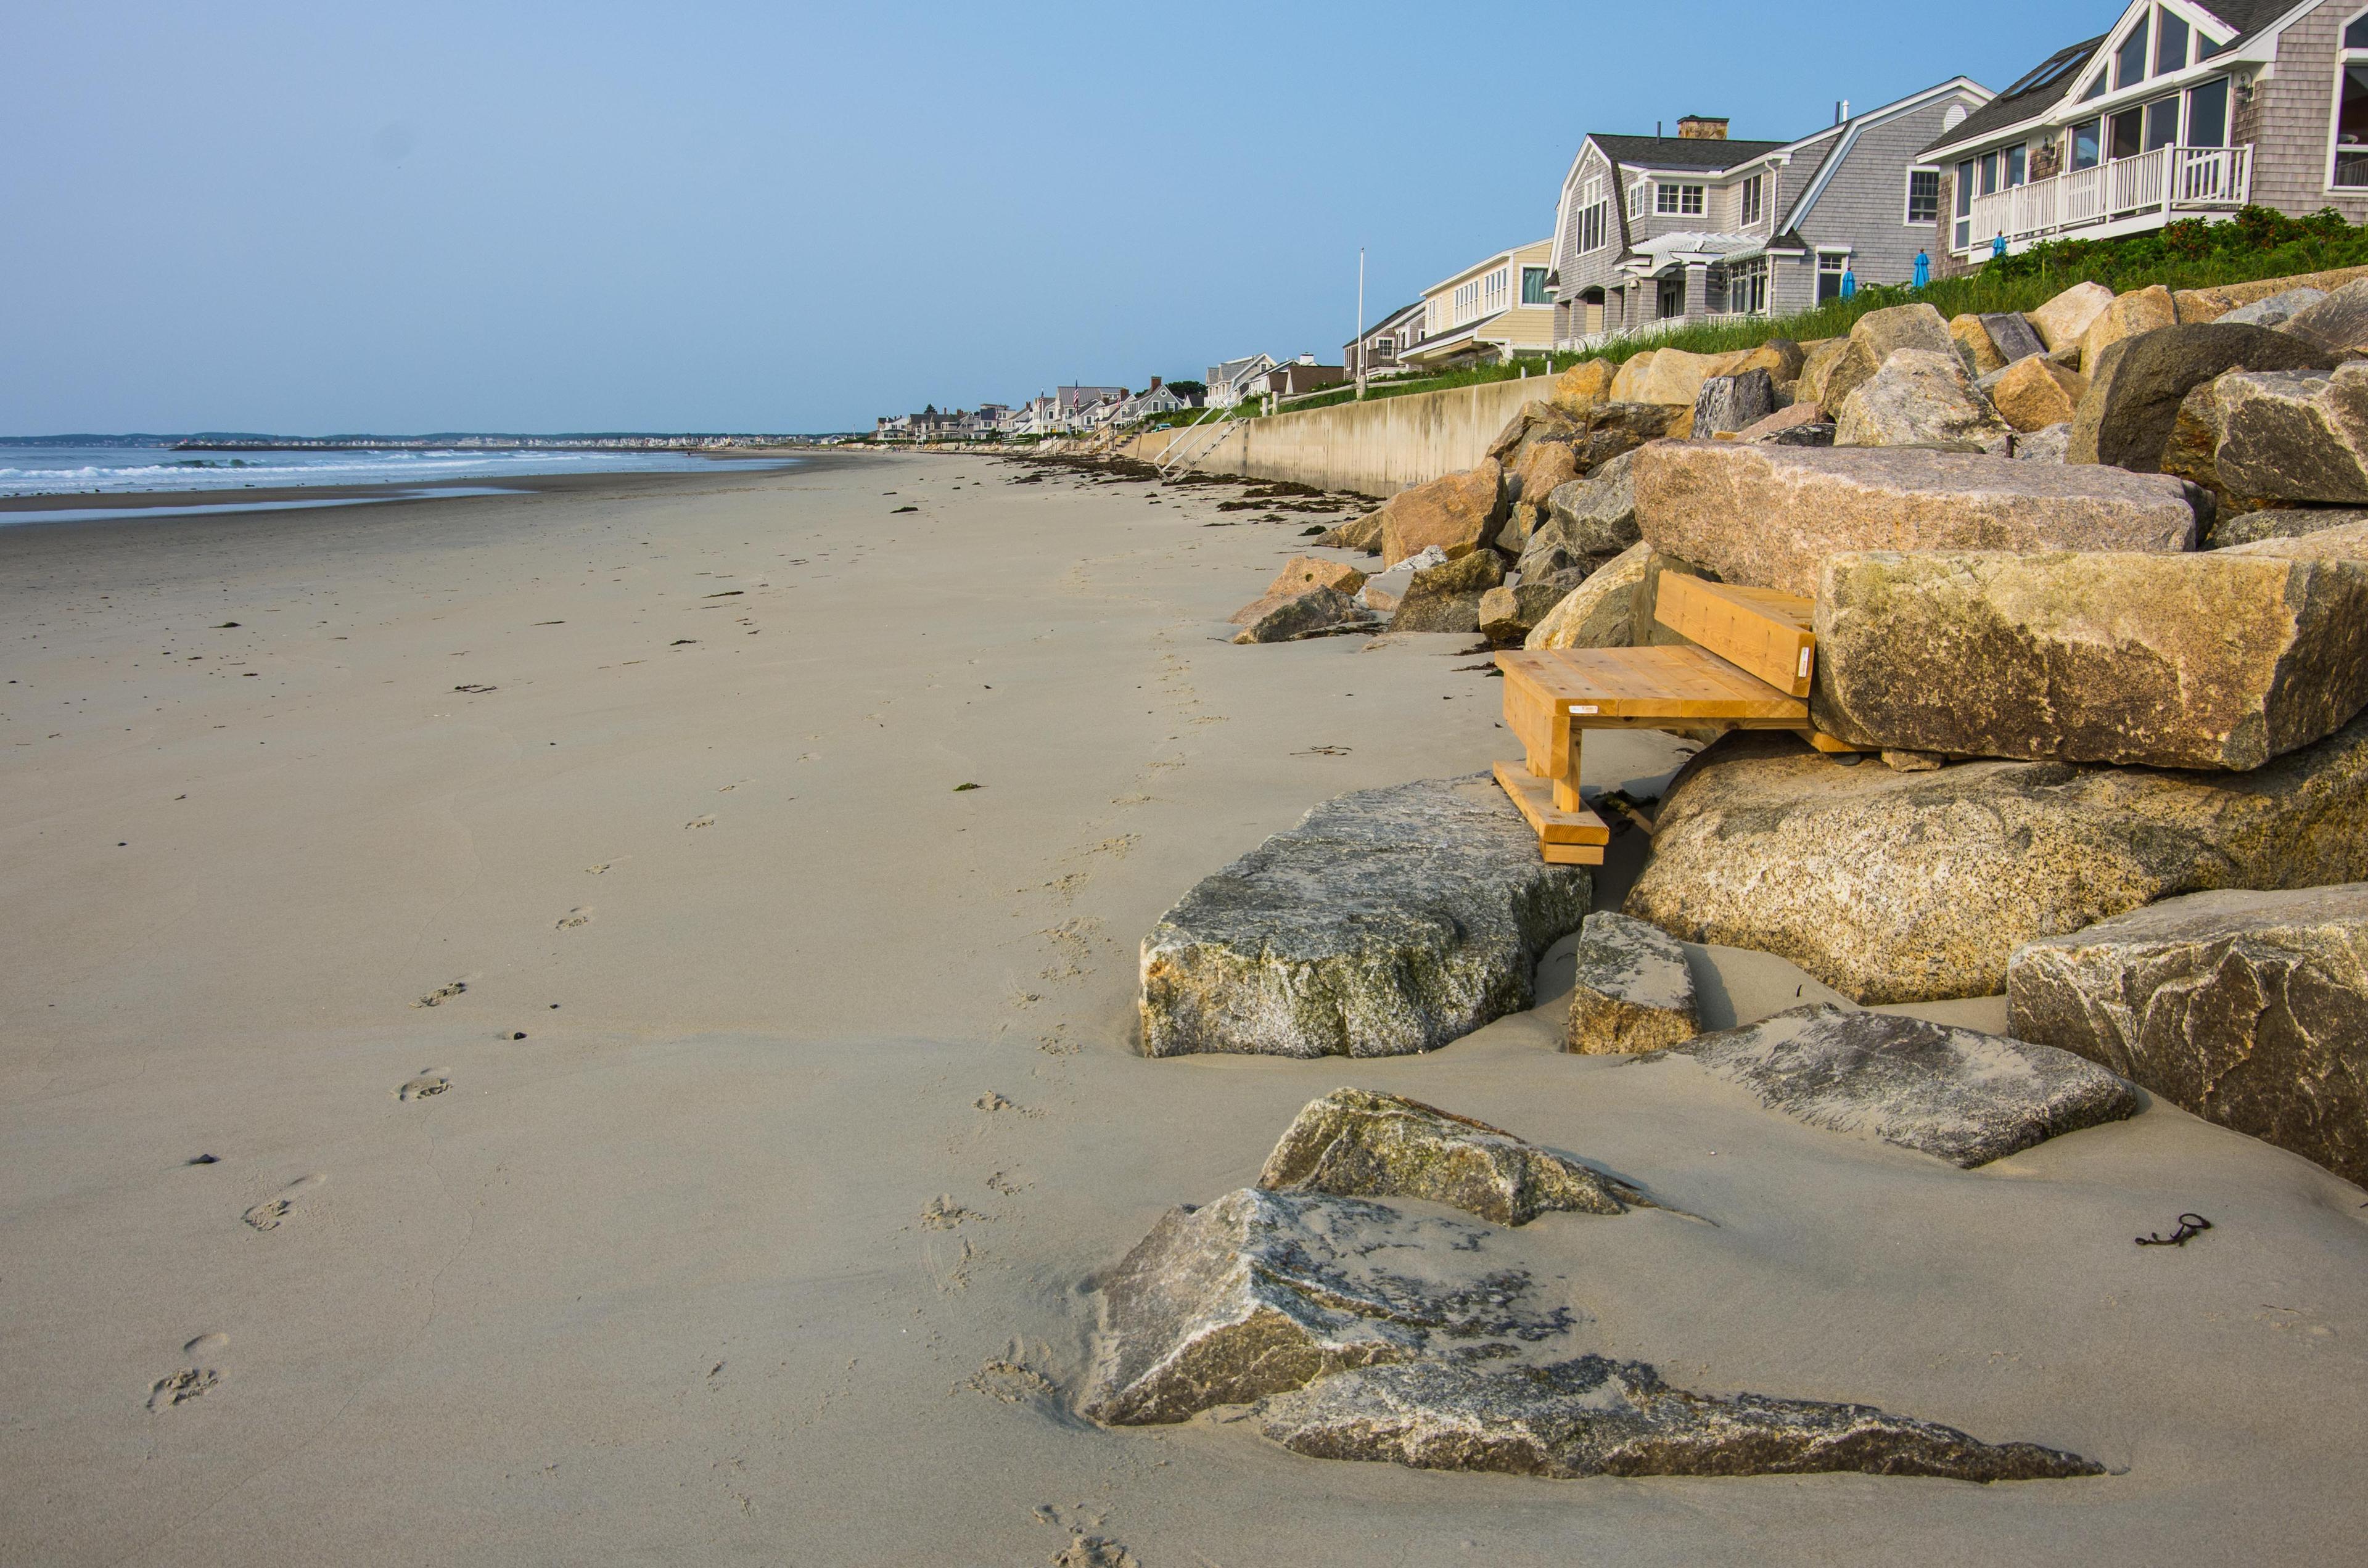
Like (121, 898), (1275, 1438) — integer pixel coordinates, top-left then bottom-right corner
(1355, 300), (1424, 337)
(1922, 0), (2308, 157)
(1588, 133), (1788, 173)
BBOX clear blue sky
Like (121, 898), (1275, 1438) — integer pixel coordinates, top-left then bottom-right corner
(1, 1), (2099, 435)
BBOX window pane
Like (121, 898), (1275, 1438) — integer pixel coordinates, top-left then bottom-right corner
(2073, 120), (2102, 169)
(2007, 145), (2027, 185)
(2188, 77), (2229, 147)
(2110, 107), (2144, 160)
(1956, 161), (1975, 214)
(2341, 65), (2368, 186)
(2081, 70), (2105, 101)
(2156, 12), (2189, 73)
(2145, 96), (2180, 150)
(1981, 153), (1999, 194)
(2116, 17), (2149, 87)
(1909, 169), (1940, 222)
(1522, 267), (1550, 305)
(2348, 14), (2368, 48)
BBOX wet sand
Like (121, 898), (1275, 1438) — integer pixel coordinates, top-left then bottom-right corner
(2, 452), (2362, 1566)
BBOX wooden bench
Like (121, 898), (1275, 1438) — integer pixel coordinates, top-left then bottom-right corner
(1492, 576), (1856, 863)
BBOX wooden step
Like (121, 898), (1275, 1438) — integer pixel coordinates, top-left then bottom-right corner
(1653, 573), (1817, 697)
(1493, 762), (1606, 866)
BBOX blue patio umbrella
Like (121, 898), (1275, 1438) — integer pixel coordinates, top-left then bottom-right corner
(1913, 250), (1930, 288)
(1840, 265), (1856, 300)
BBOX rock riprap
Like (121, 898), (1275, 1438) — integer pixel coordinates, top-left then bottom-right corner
(1536, 448), (1640, 561)
(1566, 911), (1700, 1054)
(1377, 460), (1507, 567)
(2214, 364), (2368, 504)
(1391, 548), (1504, 634)
(2009, 884), (2368, 1185)
(1524, 543), (1648, 651)
(1079, 1188), (1566, 1425)
(1819, 302), (1956, 413)
(1673, 1004), (2136, 1167)
(1231, 585), (1371, 645)
(1140, 775), (1590, 1056)
(1835, 349), (2011, 452)
(1809, 549), (2368, 770)
(1254, 1353), (2102, 1482)
(1626, 719), (2368, 1002)
(1692, 369), (1775, 437)
(2068, 322), (2333, 471)
(1257, 1087), (1642, 1225)
(1630, 442), (2198, 596)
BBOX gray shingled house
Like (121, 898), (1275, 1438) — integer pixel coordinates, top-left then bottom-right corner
(1545, 81), (1991, 345)
(1922, 0), (2368, 271)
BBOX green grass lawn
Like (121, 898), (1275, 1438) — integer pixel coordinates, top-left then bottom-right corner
(1267, 207), (2368, 417)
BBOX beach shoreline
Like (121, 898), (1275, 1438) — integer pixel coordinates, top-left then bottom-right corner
(3, 451), (2362, 1566)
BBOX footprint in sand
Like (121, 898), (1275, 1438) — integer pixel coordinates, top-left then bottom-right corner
(242, 1173), (324, 1231)
(397, 1072), (452, 1102)
(684, 815), (715, 830)
(411, 979), (467, 1008)
(147, 1368), (220, 1413)
(555, 907), (591, 929)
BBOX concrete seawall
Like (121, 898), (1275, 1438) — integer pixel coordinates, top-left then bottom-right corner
(1121, 376), (1548, 496)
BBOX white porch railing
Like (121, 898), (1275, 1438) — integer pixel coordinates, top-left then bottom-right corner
(1965, 144), (2250, 255)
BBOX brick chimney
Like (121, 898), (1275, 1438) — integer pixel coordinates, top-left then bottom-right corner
(1677, 115), (1729, 141)
(1149, 376), (1162, 391)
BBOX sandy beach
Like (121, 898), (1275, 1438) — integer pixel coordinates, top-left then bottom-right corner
(4, 452), (2364, 1566)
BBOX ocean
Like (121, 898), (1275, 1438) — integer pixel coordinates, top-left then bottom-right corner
(0, 443), (792, 499)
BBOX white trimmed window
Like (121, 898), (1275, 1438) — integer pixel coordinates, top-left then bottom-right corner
(1906, 167), (1940, 223)
(1656, 182), (1704, 215)
(1628, 179), (1646, 218)
(1576, 176), (1608, 253)
(2337, 10), (2368, 187)
(1739, 173), (1762, 226)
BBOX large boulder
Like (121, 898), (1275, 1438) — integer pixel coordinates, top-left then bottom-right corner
(1795, 337), (1852, 409)
(1232, 586), (1371, 644)
(1834, 350), (2011, 452)
(1140, 775), (1590, 1056)
(1392, 548), (1505, 633)
(1377, 461), (1507, 568)
(1620, 347), (1732, 408)
(1983, 311), (2047, 364)
(1477, 581), (1572, 646)
(1524, 543), (1648, 650)
(1674, 1004), (2137, 1167)
(2205, 505), (2368, 549)
(2014, 423), (2074, 463)
(2008, 884), (2368, 1186)
(2066, 323), (2334, 470)
(1950, 313), (2008, 377)
(2176, 265), (2368, 322)
(1079, 1188), (1552, 1424)
(1736, 403), (1835, 445)
(1692, 369), (1776, 437)
(1258, 1088), (1640, 1225)
(2280, 276), (2368, 356)
(1630, 441), (2200, 596)
(1316, 511), (1384, 552)
(1537, 448), (1640, 559)
(1625, 714), (2368, 1003)
(2077, 284), (2179, 369)
(1810, 548), (2368, 770)
(1986, 354), (2087, 432)
(2027, 281), (2116, 353)
(2218, 287), (2328, 329)
(1821, 303), (1955, 413)
(1732, 339), (1806, 383)
(1231, 557), (1369, 624)
(2224, 519), (2368, 559)
(1566, 911), (1699, 1054)
(1503, 437), (1583, 550)
(1256, 1353), (2101, 1482)
(1487, 401), (1582, 471)
(1550, 358), (1617, 414)
(2214, 364), (2368, 504)
(1563, 401), (1686, 473)
(1608, 351), (1659, 404)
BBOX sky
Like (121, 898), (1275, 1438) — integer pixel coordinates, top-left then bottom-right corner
(1, 1), (2105, 435)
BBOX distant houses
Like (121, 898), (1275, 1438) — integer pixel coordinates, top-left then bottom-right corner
(882, 2), (2368, 436)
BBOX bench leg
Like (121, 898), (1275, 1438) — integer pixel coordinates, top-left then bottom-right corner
(1553, 731), (1584, 813)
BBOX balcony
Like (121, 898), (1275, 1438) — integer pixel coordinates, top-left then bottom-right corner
(1962, 142), (2250, 256)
